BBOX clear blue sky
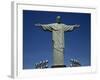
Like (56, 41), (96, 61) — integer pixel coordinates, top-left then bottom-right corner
(23, 10), (91, 69)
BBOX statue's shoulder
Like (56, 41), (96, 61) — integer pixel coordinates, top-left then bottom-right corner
(61, 23), (66, 26)
(50, 23), (57, 25)
(47, 23), (55, 26)
(48, 23), (57, 27)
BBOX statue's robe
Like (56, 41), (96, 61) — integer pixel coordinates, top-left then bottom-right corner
(41, 23), (75, 66)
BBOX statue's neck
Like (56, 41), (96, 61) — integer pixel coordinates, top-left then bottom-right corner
(57, 22), (61, 24)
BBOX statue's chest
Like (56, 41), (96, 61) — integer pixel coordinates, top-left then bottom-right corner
(52, 24), (63, 31)
(52, 25), (64, 37)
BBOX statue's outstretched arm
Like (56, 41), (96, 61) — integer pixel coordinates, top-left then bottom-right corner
(73, 24), (80, 28)
(64, 24), (80, 31)
(35, 23), (53, 31)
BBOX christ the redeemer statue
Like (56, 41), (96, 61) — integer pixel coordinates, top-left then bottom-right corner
(35, 16), (80, 68)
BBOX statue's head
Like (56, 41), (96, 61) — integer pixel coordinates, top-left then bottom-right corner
(56, 16), (61, 24)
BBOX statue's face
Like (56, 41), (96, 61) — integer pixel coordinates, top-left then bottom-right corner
(56, 16), (61, 24)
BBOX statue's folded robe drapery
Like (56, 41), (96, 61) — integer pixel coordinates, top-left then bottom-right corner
(41, 23), (75, 49)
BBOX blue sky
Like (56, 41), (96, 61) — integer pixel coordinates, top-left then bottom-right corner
(23, 10), (91, 69)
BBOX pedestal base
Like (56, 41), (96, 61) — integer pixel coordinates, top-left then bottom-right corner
(51, 65), (66, 68)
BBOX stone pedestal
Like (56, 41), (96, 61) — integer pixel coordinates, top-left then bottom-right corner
(51, 65), (66, 68)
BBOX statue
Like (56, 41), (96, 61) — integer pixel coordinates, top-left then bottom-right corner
(35, 16), (80, 68)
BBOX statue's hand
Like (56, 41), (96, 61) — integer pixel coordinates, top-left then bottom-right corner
(74, 24), (80, 28)
(34, 23), (42, 26)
